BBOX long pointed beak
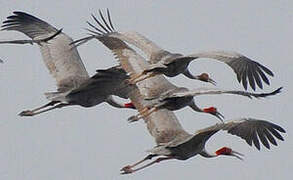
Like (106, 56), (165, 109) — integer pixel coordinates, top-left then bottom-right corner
(214, 111), (225, 122)
(208, 78), (217, 86)
(231, 150), (244, 161)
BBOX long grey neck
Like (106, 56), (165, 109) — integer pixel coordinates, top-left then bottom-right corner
(189, 100), (203, 113)
(199, 149), (217, 158)
(183, 68), (198, 80)
(105, 96), (125, 108)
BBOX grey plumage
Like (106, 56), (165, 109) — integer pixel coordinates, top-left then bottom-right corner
(127, 86), (282, 122)
(2, 11), (89, 92)
(121, 118), (285, 174)
(73, 11), (274, 91)
(1, 11), (133, 116)
(70, 10), (285, 175)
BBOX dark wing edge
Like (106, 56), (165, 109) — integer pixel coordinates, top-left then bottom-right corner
(227, 56), (274, 91)
(223, 119), (285, 150)
(71, 8), (116, 48)
(69, 66), (132, 98)
(197, 118), (285, 150)
(225, 87), (282, 99)
(2, 11), (58, 39)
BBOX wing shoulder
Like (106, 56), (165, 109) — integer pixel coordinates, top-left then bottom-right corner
(118, 31), (164, 59)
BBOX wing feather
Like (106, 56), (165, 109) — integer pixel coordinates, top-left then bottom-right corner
(252, 66), (263, 89)
(257, 128), (270, 149)
(186, 51), (274, 90)
(68, 66), (131, 99)
(195, 118), (285, 150)
(263, 128), (277, 146)
(241, 63), (248, 90)
(1, 11), (89, 91)
(169, 87), (282, 99)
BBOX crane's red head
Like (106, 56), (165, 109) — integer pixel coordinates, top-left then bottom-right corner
(203, 107), (224, 122)
(203, 107), (217, 113)
(215, 147), (244, 160)
(215, 147), (232, 155)
(196, 73), (216, 85)
(124, 102), (136, 109)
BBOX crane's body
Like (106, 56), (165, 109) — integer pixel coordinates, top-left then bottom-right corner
(74, 13), (274, 91)
(148, 52), (191, 77)
(1, 12), (134, 116)
(5, 9), (284, 175)
(75, 10), (286, 175)
(128, 86), (282, 122)
(73, 11), (280, 124)
(121, 118), (285, 174)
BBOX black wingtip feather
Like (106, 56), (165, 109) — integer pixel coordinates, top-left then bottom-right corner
(107, 8), (115, 31)
(267, 126), (285, 141)
(252, 68), (263, 89)
(263, 128), (278, 146)
(92, 13), (109, 33)
(252, 131), (261, 150)
(257, 128), (270, 149)
(258, 62), (274, 77)
(272, 122), (286, 133)
(98, 9), (112, 33)
(257, 68), (270, 86)
(247, 66), (256, 91)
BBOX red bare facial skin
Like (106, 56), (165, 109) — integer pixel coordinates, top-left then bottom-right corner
(124, 102), (136, 109)
(198, 73), (210, 82)
(215, 147), (232, 156)
(203, 107), (217, 113)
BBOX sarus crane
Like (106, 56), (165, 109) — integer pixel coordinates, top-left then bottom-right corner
(71, 11), (281, 123)
(120, 118), (286, 174)
(73, 9), (274, 91)
(128, 87), (282, 122)
(0, 11), (134, 116)
(75, 10), (285, 175)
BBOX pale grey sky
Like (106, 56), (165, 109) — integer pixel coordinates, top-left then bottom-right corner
(0, 0), (292, 179)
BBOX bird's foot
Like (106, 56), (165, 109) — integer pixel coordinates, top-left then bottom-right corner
(128, 115), (140, 123)
(120, 165), (134, 174)
(18, 110), (34, 117)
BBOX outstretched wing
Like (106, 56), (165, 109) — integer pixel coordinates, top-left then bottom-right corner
(196, 118), (286, 150)
(71, 11), (167, 64)
(1, 11), (89, 92)
(168, 87), (282, 99)
(69, 66), (132, 99)
(184, 51), (274, 90)
(107, 31), (166, 63)
(73, 10), (148, 76)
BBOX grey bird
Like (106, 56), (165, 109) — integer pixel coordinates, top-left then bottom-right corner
(70, 11), (285, 175)
(128, 87), (282, 123)
(73, 10), (274, 91)
(120, 118), (286, 174)
(72, 10), (280, 122)
(0, 11), (134, 116)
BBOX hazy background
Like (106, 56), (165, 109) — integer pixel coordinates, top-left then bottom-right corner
(0, 0), (292, 179)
